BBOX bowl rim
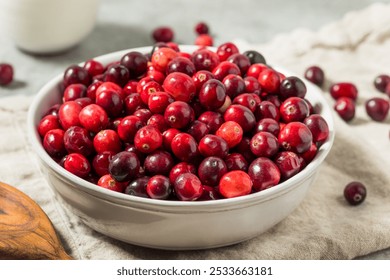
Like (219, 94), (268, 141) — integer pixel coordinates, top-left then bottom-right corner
(27, 45), (335, 211)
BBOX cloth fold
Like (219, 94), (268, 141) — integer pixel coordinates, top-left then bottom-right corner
(1, 2), (389, 259)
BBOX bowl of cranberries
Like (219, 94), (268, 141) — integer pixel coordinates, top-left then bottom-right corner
(27, 44), (334, 250)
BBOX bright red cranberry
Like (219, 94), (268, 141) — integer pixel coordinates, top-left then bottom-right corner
(96, 90), (123, 118)
(164, 101), (194, 129)
(304, 66), (325, 87)
(152, 26), (174, 42)
(246, 63), (268, 79)
(0, 63), (13, 85)
(330, 82), (358, 101)
(248, 157), (281, 192)
(108, 151), (140, 182)
(93, 129), (122, 154)
(274, 151), (301, 181)
(133, 108), (153, 125)
(139, 80), (163, 105)
(255, 101), (280, 121)
(63, 153), (91, 178)
(199, 134), (229, 159)
(198, 111), (224, 133)
(134, 125), (163, 154)
(92, 151), (114, 177)
(365, 97), (389, 122)
(278, 122), (313, 153)
(334, 97), (355, 122)
(195, 22), (209, 35)
(194, 34), (214, 46)
(186, 120), (210, 142)
(255, 118), (280, 137)
(224, 104), (256, 133)
(38, 115), (61, 138)
(216, 42), (239, 61)
(225, 153), (248, 172)
(219, 170), (252, 198)
(147, 66), (165, 85)
(79, 104), (109, 133)
(74, 97), (92, 108)
(162, 128), (180, 151)
(374, 74), (390, 93)
(63, 65), (91, 88)
(120, 51), (148, 78)
(234, 136), (255, 163)
(233, 93), (258, 112)
(301, 143), (318, 164)
(117, 115), (143, 143)
(171, 133), (199, 162)
(303, 114), (329, 146)
(146, 175), (172, 199)
(169, 162), (197, 184)
(198, 156), (227, 186)
(97, 174), (126, 192)
(250, 131), (279, 158)
(223, 74), (246, 98)
(147, 114), (169, 132)
(280, 97), (310, 123)
(258, 68), (280, 94)
(144, 150), (174, 176)
(96, 81), (122, 96)
(151, 47), (178, 72)
(124, 176), (149, 198)
(163, 72), (196, 102)
(244, 76), (262, 95)
(198, 79), (227, 110)
(43, 129), (66, 158)
(123, 80), (138, 96)
(212, 61), (240, 81)
(227, 53), (251, 76)
(279, 76), (307, 100)
(192, 70), (215, 92)
(124, 93), (144, 115)
(215, 121), (243, 148)
(83, 59), (104, 77)
(58, 101), (82, 130)
(166, 56), (196, 76)
(63, 126), (93, 156)
(136, 76), (154, 93)
(174, 173), (203, 201)
(63, 84), (87, 102)
(344, 181), (367, 205)
(191, 49), (220, 72)
(243, 50), (266, 65)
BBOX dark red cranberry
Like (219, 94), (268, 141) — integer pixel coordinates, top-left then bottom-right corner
(233, 93), (258, 112)
(92, 151), (114, 177)
(225, 153), (248, 172)
(147, 114), (169, 132)
(134, 125), (163, 154)
(255, 101), (280, 121)
(222, 74), (246, 98)
(124, 93), (144, 115)
(146, 175), (172, 199)
(199, 134), (229, 159)
(198, 156), (228, 186)
(109, 151), (140, 182)
(303, 114), (330, 146)
(95, 89), (123, 118)
(195, 22), (209, 35)
(304, 66), (325, 87)
(133, 108), (153, 125)
(166, 56), (196, 76)
(171, 133), (199, 162)
(63, 84), (87, 102)
(173, 173), (203, 201)
(279, 76), (307, 100)
(58, 101), (82, 130)
(63, 153), (91, 178)
(250, 131), (279, 158)
(124, 176), (150, 198)
(274, 151), (301, 180)
(191, 48), (220, 71)
(64, 126), (93, 156)
(151, 47), (178, 72)
(83, 59), (104, 77)
(227, 53), (251, 76)
(199, 185), (221, 201)
(344, 181), (367, 205)
(44, 104), (61, 117)
(164, 101), (194, 129)
(198, 79), (227, 110)
(258, 68), (280, 94)
(198, 111), (224, 133)
(304, 98), (316, 114)
(219, 170), (252, 198)
(186, 120), (210, 142)
(38, 115), (61, 138)
(63, 65), (91, 88)
(144, 150), (174, 176)
(234, 136), (255, 163)
(194, 34), (213, 46)
(255, 118), (280, 137)
(278, 122), (313, 153)
(330, 82), (358, 101)
(117, 115), (143, 143)
(216, 42), (239, 61)
(334, 97), (355, 122)
(224, 104), (256, 133)
(374, 74), (390, 93)
(212, 61), (240, 81)
(243, 50), (266, 65)
(263, 94), (281, 108)
(169, 162), (197, 184)
(97, 174), (126, 192)
(152, 26), (174, 42)
(215, 121), (243, 148)
(248, 157), (281, 192)
(162, 128), (180, 151)
(365, 97), (389, 122)
(163, 72), (196, 102)
(120, 51), (148, 78)
(244, 76), (262, 95)
(192, 70), (215, 92)
(0, 63), (13, 85)
(74, 97), (92, 108)
(280, 97), (310, 123)
(79, 104), (109, 133)
(301, 143), (318, 164)
(43, 129), (66, 158)
(93, 129), (122, 154)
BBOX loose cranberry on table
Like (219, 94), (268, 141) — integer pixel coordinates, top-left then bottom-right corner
(344, 181), (367, 206)
(195, 22), (209, 35)
(365, 97), (389, 122)
(0, 63), (13, 86)
(330, 82), (358, 101)
(373, 74), (390, 93)
(334, 97), (355, 122)
(304, 66), (325, 87)
(194, 34), (214, 47)
(152, 26), (174, 42)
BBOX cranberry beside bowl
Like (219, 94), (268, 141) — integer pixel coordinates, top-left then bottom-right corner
(27, 45), (334, 250)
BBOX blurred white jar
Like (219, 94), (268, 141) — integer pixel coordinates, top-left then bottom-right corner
(0, 0), (100, 54)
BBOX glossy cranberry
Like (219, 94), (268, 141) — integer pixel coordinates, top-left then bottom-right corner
(194, 34), (213, 46)
(162, 128), (180, 151)
(227, 53), (251, 76)
(171, 133), (199, 162)
(83, 59), (104, 77)
(233, 93), (258, 112)
(304, 66), (325, 87)
(334, 97), (355, 122)
(93, 129), (122, 154)
(38, 115), (61, 138)
(274, 151), (301, 180)
(199, 134), (229, 158)
(63, 126), (93, 156)
(304, 98), (315, 114)
(365, 97), (389, 122)
(166, 56), (196, 76)
(63, 153), (91, 178)
(192, 70), (215, 92)
(198, 111), (224, 133)
(191, 48), (220, 71)
(243, 50), (266, 65)
(303, 114), (329, 146)
(255, 101), (280, 121)
(219, 170), (252, 198)
(133, 108), (153, 125)
(108, 151), (140, 182)
(224, 104), (256, 133)
(280, 97), (310, 123)
(215, 121), (243, 148)
(169, 162), (197, 183)
(248, 157), (281, 192)
(199, 185), (221, 201)
(116, 116), (142, 143)
(279, 76), (307, 100)
(163, 72), (196, 102)
(97, 174), (126, 192)
(225, 153), (248, 172)
(124, 93), (144, 115)
(258, 70), (280, 96)
(92, 151), (114, 177)
(147, 67), (166, 86)
(44, 104), (61, 117)
(374, 74), (390, 93)
(122, 80), (138, 96)
(164, 101), (194, 129)
(63, 65), (91, 88)
(79, 104), (109, 133)
(197, 156), (227, 186)
(173, 173), (203, 201)
(344, 181), (367, 205)
(139, 80), (163, 105)
(255, 118), (280, 137)
(147, 114), (169, 132)
(120, 51), (148, 78)
(58, 101), (82, 130)
(222, 74), (245, 98)
(195, 22), (209, 35)
(124, 176), (149, 198)
(212, 61), (240, 81)
(63, 84), (87, 102)
(0, 63), (13, 85)
(246, 63), (268, 79)
(198, 79), (227, 110)
(74, 97), (92, 108)
(300, 143), (318, 164)
(43, 129), (66, 158)
(263, 94), (281, 108)
(144, 150), (174, 176)
(244, 76), (262, 95)
(278, 122), (313, 154)
(330, 82), (358, 101)
(216, 42), (239, 61)
(146, 175), (172, 199)
(152, 26), (174, 42)
(250, 131), (279, 158)
(186, 120), (210, 142)
(134, 125), (163, 154)
(151, 47), (178, 72)
(234, 136), (255, 163)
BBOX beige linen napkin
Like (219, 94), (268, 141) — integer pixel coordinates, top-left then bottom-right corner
(1, 3), (389, 260)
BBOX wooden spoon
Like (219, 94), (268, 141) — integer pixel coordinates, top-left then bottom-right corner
(0, 181), (72, 260)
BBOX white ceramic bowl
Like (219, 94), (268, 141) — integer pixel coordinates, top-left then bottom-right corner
(27, 45), (335, 250)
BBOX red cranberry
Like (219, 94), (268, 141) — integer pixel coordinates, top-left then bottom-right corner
(198, 156), (228, 186)
(166, 56), (196, 76)
(120, 51), (148, 78)
(304, 66), (325, 87)
(258, 68), (280, 94)
(124, 176), (149, 198)
(192, 70), (215, 92)
(117, 115), (143, 143)
(255, 118), (280, 137)
(227, 53), (251, 76)
(330, 82), (358, 101)
(186, 120), (210, 142)
(216, 42), (239, 61)
(134, 125), (163, 154)
(147, 114), (169, 132)
(198, 79), (227, 110)
(0, 63), (13, 85)
(219, 171), (252, 198)
(58, 101), (82, 130)
(164, 101), (194, 129)
(248, 157), (281, 192)
(93, 129), (122, 154)
(191, 48), (220, 71)
(344, 181), (367, 205)
(301, 143), (318, 164)
(279, 76), (307, 100)
(63, 84), (87, 102)
(334, 97), (355, 122)
(374, 74), (390, 93)
(263, 94), (281, 108)
(123, 80), (138, 97)
(303, 114), (329, 146)
(234, 136), (256, 163)
(152, 26), (174, 42)
(243, 50), (266, 65)
(173, 173), (203, 201)
(171, 133), (199, 162)
(255, 101), (280, 121)
(146, 175), (172, 199)
(246, 63), (268, 78)
(215, 121), (243, 148)
(137, 76), (154, 94)
(63, 65), (91, 88)
(223, 74), (246, 98)
(43, 129), (66, 158)
(63, 153), (91, 178)
(224, 104), (256, 133)
(83, 59), (104, 77)
(79, 104), (109, 133)
(195, 22), (209, 35)
(199, 185), (221, 201)
(44, 104), (61, 117)
(38, 115), (61, 138)
(163, 72), (196, 102)
(278, 122), (313, 153)
(92, 151), (114, 177)
(198, 111), (224, 133)
(139, 80), (163, 105)
(64, 126), (93, 156)
(199, 134), (229, 159)
(274, 151), (301, 181)
(98, 174), (126, 192)
(365, 97), (389, 122)
(224, 153), (248, 172)
(133, 108), (153, 125)
(212, 61), (240, 81)
(194, 34), (213, 46)
(74, 97), (92, 108)
(144, 150), (174, 176)
(124, 93), (144, 115)
(151, 47), (178, 72)
(162, 128), (180, 151)
(109, 151), (140, 182)
(95, 89), (123, 118)
(233, 93), (258, 112)
(169, 162), (197, 184)
(280, 97), (310, 123)
(250, 131), (279, 158)
(244, 76), (262, 95)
